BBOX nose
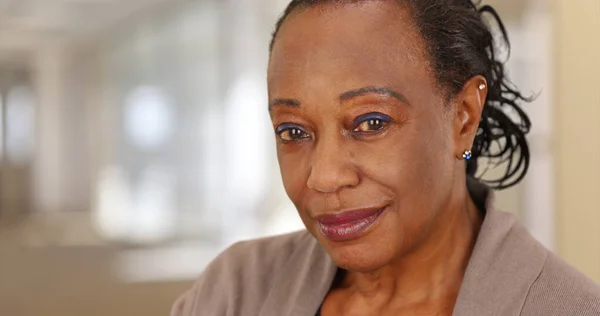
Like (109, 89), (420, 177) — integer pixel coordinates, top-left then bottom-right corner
(306, 136), (360, 194)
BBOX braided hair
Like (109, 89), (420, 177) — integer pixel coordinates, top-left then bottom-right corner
(269, 0), (532, 190)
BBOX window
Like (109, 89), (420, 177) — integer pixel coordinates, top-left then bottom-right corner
(124, 85), (175, 151)
(5, 85), (35, 165)
(0, 93), (4, 161)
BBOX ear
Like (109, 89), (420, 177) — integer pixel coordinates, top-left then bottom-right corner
(452, 75), (487, 159)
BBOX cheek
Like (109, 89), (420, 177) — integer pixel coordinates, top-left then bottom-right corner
(354, 125), (447, 187)
(277, 148), (310, 204)
(277, 149), (319, 231)
(353, 114), (454, 212)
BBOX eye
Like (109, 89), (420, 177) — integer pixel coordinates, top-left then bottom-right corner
(276, 124), (311, 142)
(353, 113), (391, 133)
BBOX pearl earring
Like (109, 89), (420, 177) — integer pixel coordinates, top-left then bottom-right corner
(478, 83), (486, 90)
(462, 150), (472, 161)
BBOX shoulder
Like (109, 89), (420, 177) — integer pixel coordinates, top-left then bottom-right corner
(522, 250), (600, 315)
(457, 208), (600, 315)
(497, 211), (600, 314)
(171, 230), (317, 316)
(217, 230), (315, 269)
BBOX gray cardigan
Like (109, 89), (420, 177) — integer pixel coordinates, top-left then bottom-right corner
(172, 206), (600, 315)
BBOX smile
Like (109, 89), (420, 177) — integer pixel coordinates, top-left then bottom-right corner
(315, 206), (387, 242)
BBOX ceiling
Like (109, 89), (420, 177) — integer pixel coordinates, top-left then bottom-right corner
(0, 0), (536, 64)
(0, 0), (173, 34)
(0, 0), (172, 59)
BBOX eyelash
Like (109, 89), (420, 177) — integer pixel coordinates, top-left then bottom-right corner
(276, 124), (311, 143)
(275, 113), (392, 143)
(352, 113), (391, 135)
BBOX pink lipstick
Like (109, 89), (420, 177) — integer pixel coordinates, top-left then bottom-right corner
(315, 207), (386, 242)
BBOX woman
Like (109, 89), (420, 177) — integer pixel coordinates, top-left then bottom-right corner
(173, 0), (600, 315)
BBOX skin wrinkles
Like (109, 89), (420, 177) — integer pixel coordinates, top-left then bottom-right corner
(268, 1), (487, 315)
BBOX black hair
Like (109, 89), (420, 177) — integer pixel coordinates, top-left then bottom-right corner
(269, 0), (532, 190)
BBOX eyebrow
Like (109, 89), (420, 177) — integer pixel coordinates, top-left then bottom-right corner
(339, 86), (410, 105)
(268, 86), (410, 111)
(268, 98), (301, 111)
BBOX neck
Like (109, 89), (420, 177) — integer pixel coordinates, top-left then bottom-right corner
(339, 181), (483, 310)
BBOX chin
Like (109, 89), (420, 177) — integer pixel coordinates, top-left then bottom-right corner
(321, 236), (394, 273)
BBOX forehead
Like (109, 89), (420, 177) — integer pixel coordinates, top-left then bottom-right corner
(267, 1), (433, 96)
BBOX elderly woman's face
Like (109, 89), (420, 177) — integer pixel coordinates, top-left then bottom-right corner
(268, 2), (459, 271)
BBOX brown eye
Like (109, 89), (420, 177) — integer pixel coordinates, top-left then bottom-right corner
(277, 125), (310, 142)
(354, 117), (389, 133)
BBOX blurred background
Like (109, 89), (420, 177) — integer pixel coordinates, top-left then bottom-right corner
(0, 0), (597, 315)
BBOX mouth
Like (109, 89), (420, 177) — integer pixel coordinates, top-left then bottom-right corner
(315, 206), (388, 242)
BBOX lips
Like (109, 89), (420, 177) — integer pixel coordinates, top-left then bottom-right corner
(315, 206), (387, 242)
